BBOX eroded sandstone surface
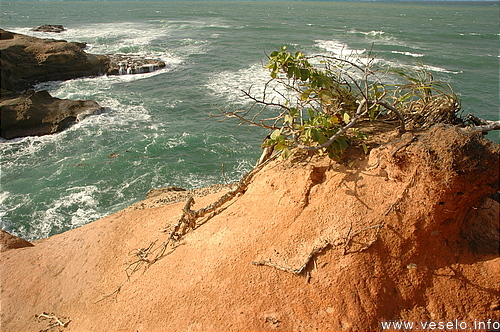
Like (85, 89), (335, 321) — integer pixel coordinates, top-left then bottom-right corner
(1, 125), (498, 331)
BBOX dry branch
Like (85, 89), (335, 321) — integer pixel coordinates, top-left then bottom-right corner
(97, 151), (280, 303)
(464, 113), (500, 132)
(35, 312), (71, 332)
(252, 223), (385, 276)
(168, 151), (280, 242)
(94, 283), (123, 304)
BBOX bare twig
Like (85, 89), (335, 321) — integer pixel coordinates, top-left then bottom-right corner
(35, 312), (71, 332)
(253, 223), (385, 276)
(464, 114), (500, 132)
(94, 283), (123, 304)
(97, 151), (280, 303)
(374, 100), (406, 133)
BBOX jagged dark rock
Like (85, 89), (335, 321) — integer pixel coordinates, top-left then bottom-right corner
(0, 28), (109, 92)
(0, 90), (104, 139)
(107, 54), (166, 75)
(0, 29), (166, 139)
(30, 25), (66, 33)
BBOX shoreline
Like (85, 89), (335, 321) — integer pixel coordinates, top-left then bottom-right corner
(1, 124), (498, 331)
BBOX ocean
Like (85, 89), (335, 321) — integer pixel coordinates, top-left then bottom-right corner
(1, 1), (498, 241)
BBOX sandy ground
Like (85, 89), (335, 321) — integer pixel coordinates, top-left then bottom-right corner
(1, 125), (498, 331)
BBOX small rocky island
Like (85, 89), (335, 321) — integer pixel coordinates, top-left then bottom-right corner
(30, 24), (66, 33)
(0, 28), (166, 140)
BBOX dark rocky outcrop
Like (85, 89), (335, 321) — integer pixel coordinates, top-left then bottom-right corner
(0, 29), (166, 139)
(30, 25), (66, 33)
(0, 28), (109, 92)
(107, 54), (166, 75)
(0, 90), (103, 139)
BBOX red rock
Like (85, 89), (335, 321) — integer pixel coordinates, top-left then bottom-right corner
(0, 230), (34, 252)
(1, 125), (498, 331)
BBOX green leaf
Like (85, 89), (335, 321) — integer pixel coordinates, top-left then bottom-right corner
(338, 138), (348, 150)
(320, 91), (332, 104)
(270, 129), (281, 140)
(361, 142), (368, 155)
(301, 90), (311, 101)
(300, 68), (310, 81)
(274, 142), (287, 151)
(342, 112), (351, 123)
(282, 147), (292, 159)
(294, 66), (301, 78)
(262, 139), (276, 147)
(331, 140), (341, 152)
(311, 128), (323, 142)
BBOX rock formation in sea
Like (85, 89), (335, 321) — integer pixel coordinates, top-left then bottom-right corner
(1, 124), (498, 331)
(0, 29), (109, 92)
(30, 24), (67, 33)
(0, 29), (166, 139)
(1, 90), (103, 140)
(106, 54), (166, 75)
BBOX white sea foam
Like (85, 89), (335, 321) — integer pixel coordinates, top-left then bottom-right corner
(162, 132), (191, 149)
(392, 51), (425, 58)
(37, 185), (102, 237)
(206, 63), (288, 105)
(416, 65), (462, 74)
(349, 29), (386, 37)
(0, 132), (65, 170)
(315, 39), (366, 57)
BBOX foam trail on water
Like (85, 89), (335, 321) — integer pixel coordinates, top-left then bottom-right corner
(392, 51), (425, 58)
(315, 39), (366, 57)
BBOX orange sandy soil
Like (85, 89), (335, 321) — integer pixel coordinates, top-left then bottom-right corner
(1, 124), (499, 331)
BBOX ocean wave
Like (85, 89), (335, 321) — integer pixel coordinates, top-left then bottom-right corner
(348, 29), (386, 37)
(392, 51), (425, 58)
(34, 70), (173, 100)
(315, 39), (366, 57)
(416, 65), (462, 74)
(37, 185), (102, 238)
(206, 63), (283, 104)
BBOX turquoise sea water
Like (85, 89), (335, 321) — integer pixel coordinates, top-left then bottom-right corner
(1, 1), (498, 240)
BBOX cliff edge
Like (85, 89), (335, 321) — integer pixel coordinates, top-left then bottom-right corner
(1, 124), (498, 331)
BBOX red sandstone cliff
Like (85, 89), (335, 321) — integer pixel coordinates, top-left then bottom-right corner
(1, 125), (498, 331)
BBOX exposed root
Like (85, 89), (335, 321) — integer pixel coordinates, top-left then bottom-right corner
(384, 170), (418, 216)
(96, 152), (279, 303)
(165, 151), (280, 243)
(464, 113), (500, 132)
(252, 224), (385, 276)
(34, 312), (71, 332)
(94, 283), (123, 304)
